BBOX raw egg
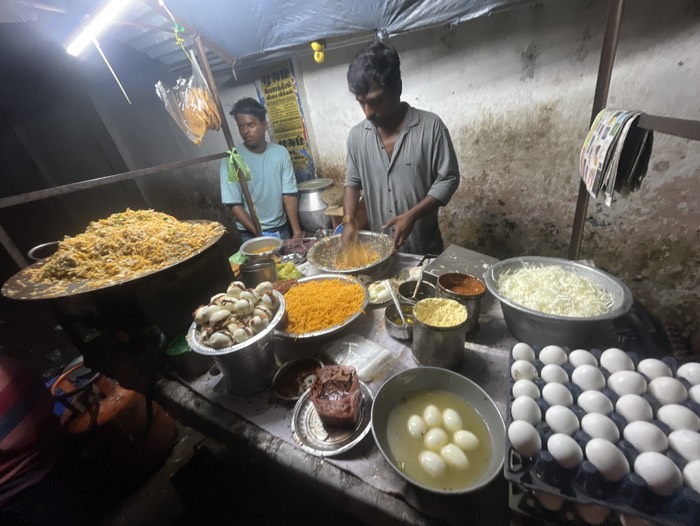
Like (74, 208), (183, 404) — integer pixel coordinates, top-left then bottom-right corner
(577, 390), (614, 415)
(668, 429), (700, 461)
(547, 433), (583, 469)
(511, 342), (536, 363)
(539, 345), (567, 366)
(581, 413), (620, 442)
(623, 421), (668, 453)
(615, 394), (653, 422)
(507, 420), (541, 458)
(511, 359), (538, 381)
(647, 376), (688, 405)
(541, 364), (569, 384)
(600, 347), (635, 373)
(572, 364), (606, 391)
(511, 395), (542, 425)
(636, 358), (672, 380)
(657, 404), (700, 431)
(634, 451), (683, 496)
(607, 370), (647, 396)
(512, 379), (540, 399)
(677, 362), (700, 386)
(585, 438), (630, 481)
(542, 382), (573, 407)
(545, 405), (580, 436)
(569, 349), (598, 368)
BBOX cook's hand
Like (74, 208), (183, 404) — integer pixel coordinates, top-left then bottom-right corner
(292, 229), (304, 239)
(383, 212), (416, 251)
(340, 221), (357, 247)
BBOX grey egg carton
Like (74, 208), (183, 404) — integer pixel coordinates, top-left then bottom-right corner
(504, 344), (700, 526)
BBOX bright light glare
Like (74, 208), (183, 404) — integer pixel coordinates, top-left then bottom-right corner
(66, 0), (134, 56)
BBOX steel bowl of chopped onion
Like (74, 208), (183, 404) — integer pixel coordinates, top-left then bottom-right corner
(484, 256), (633, 347)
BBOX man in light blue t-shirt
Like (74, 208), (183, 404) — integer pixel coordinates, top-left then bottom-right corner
(220, 97), (303, 242)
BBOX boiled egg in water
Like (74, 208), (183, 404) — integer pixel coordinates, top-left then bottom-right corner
(453, 430), (479, 452)
(636, 358), (672, 380)
(578, 390), (614, 415)
(511, 396), (542, 425)
(600, 347), (635, 373)
(623, 421), (668, 453)
(547, 433), (583, 469)
(676, 362), (700, 386)
(542, 382), (573, 407)
(418, 450), (447, 478)
(634, 451), (683, 496)
(440, 443), (470, 471)
(511, 342), (536, 363)
(507, 420), (541, 458)
(423, 404), (442, 428)
(541, 364), (569, 384)
(581, 413), (620, 442)
(647, 376), (688, 405)
(545, 405), (580, 436)
(512, 379), (540, 399)
(572, 364), (606, 391)
(607, 371), (647, 396)
(442, 408), (464, 432)
(569, 349), (598, 368)
(585, 438), (630, 482)
(424, 427), (449, 451)
(615, 394), (653, 422)
(668, 429), (700, 461)
(407, 414), (427, 438)
(539, 345), (567, 366)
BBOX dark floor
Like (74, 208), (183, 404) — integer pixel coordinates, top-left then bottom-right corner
(0, 296), (364, 526)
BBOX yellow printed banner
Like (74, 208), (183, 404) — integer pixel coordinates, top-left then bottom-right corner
(257, 63), (315, 181)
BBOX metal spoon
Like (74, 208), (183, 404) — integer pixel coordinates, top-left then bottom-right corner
(384, 279), (407, 326)
(412, 261), (428, 299)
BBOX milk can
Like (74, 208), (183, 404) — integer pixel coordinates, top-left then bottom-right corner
(297, 178), (334, 233)
(411, 298), (468, 370)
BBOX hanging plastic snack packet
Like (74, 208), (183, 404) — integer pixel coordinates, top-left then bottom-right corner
(155, 50), (221, 144)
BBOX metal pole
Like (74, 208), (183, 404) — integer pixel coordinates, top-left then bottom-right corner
(568, 0), (626, 260)
(194, 34), (262, 237)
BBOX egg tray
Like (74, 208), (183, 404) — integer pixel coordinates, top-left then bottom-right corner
(504, 345), (700, 526)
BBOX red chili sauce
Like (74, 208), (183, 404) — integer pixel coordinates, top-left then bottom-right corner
(441, 274), (486, 296)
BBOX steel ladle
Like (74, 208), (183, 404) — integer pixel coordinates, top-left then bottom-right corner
(384, 279), (407, 326)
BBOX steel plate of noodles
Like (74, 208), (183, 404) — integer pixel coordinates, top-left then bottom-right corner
(276, 274), (368, 338)
(9, 209), (225, 298)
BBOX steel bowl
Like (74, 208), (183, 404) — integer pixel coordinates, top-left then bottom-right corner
(186, 291), (286, 397)
(483, 256), (633, 348)
(306, 231), (393, 275)
(371, 367), (506, 494)
(274, 274), (369, 341)
(398, 279), (436, 303)
(240, 236), (283, 261)
(384, 301), (414, 340)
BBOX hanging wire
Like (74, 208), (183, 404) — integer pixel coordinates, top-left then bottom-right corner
(92, 38), (132, 104)
(158, 0), (191, 62)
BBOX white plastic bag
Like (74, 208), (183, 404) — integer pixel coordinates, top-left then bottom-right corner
(322, 333), (397, 382)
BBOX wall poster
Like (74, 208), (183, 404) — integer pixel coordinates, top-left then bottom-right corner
(256, 61), (315, 182)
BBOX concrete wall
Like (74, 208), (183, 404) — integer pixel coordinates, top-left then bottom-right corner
(292, 0), (699, 338)
(86, 0), (698, 341)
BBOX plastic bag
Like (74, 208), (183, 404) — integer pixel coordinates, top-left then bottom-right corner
(322, 333), (398, 382)
(155, 50), (221, 144)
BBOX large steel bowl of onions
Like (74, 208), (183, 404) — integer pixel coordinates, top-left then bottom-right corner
(484, 256), (633, 347)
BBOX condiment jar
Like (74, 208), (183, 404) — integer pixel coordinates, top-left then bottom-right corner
(436, 272), (486, 335)
(411, 298), (468, 370)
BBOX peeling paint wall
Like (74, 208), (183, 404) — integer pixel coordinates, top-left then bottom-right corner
(295, 0), (700, 337)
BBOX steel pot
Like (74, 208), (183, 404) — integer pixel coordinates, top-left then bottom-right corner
(297, 178), (334, 233)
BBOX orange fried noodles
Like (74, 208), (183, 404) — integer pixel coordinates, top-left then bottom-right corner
(283, 279), (365, 334)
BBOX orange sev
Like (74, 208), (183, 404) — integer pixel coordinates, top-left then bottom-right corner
(283, 279), (365, 334)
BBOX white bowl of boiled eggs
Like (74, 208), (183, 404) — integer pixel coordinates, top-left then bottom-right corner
(371, 366), (506, 494)
(507, 341), (700, 521)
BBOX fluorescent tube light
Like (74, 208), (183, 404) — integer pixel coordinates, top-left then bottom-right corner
(66, 0), (134, 56)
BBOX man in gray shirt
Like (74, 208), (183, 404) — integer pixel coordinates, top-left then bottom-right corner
(341, 41), (460, 255)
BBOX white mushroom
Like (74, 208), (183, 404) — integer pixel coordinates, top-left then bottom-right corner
(240, 290), (259, 304)
(260, 292), (279, 310)
(232, 327), (253, 344)
(207, 331), (233, 349)
(210, 292), (228, 304)
(253, 305), (273, 322)
(194, 304), (220, 325)
(247, 315), (268, 334)
(226, 281), (246, 298)
(208, 309), (231, 326)
(233, 298), (254, 316)
(255, 281), (273, 296)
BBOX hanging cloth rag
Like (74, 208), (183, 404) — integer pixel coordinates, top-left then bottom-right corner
(579, 109), (654, 206)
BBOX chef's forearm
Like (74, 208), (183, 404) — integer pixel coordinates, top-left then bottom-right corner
(283, 195), (303, 235)
(231, 205), (257, 235)
(343, 187), (361, 221)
